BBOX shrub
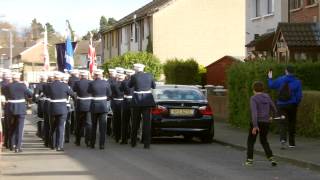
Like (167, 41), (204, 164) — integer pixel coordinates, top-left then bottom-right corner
(163, 58), (204, 85)
(227, 60), (320, 137)
(103, 52), (162, 80)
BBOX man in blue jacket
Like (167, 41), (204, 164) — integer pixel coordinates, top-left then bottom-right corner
(268, 66), (302, 149)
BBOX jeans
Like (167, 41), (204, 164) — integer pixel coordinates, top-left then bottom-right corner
(278, 104), (297, 146)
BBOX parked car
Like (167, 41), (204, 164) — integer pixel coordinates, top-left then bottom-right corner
(151, 85), (214, 142)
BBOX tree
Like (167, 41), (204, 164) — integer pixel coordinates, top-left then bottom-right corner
(99, 16), (117, 32)
(82, 29), (100, 41)
(31, 18), (44, 40)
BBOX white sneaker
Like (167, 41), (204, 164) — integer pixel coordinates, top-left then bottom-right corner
(288, 145), (295, 148)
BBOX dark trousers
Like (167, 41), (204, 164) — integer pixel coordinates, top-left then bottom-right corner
(9, 114), (25, 150)
(111, 100), (123, 142)
(278, 104), (297, 146)
(50, 114), (67, 149)
(131, 107), (151, 148)
(121, 98), (132, 143)
(3, 108), (11, 148)
(76, 111), (92, 145)
(43, 111), (51, 147)
(91, 112), (107, 147)
(65, 111), (71, 143)
(70, 111), (76, 134)
(247, 122), (273, 159)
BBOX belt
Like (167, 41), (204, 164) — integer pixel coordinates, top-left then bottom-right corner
(50, 99), (67, 103)
(77, 97), (92, 100)
(113, 98), (123, 101)
(43, 97), (50, 101)
(7, 99), (25, 103)
(92, 97), (108, 100)
(134, 90), (152, 94)
(124, 95), (132, 99)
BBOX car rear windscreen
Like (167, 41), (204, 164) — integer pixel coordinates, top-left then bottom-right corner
(153, 88), (205, 101)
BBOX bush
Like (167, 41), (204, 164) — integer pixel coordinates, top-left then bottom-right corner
(163, 58), (204, 85)
(103, 52), (162, 80)
(227, 60), (320, 137)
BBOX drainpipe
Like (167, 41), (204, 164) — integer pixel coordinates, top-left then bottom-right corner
(288, 0), (290, 23)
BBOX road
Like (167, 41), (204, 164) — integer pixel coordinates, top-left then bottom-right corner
(1, 117), (320, 180)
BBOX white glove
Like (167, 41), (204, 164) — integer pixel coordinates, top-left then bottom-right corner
(268, 71), (273, 79)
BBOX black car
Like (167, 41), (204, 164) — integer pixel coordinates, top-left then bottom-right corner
(151, 85), (214, 142)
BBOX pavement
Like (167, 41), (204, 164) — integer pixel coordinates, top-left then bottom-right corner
(214, 120), (320, 171)
(0, 115), (320, 180)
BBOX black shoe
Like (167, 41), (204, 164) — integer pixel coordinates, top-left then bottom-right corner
(90, 144), (95, 149)
(120, 140), (128, 145)
(56, 148), (64, 152)
(65, 140), (69, 143)
(268, 157), (277, 167)
(144, 144), (150, 149)
(131, 142), (136, 148)
(75, 141), (80, 146)
(99, 145), (105, 150)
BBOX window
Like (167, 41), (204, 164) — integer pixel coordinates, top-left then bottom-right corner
(290, 0), (302, 10)
(267, 0), (274, 14)
(141, 20), (145, 40)
(254, 0), (261, 17)
(306, 0), (317, 6)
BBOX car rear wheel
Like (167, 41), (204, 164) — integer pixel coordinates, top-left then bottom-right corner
(200, 133), (213, 143)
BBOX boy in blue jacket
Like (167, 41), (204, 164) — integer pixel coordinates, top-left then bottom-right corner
(268, 66), (302, 149)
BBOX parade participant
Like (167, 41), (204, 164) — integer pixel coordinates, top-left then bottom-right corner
(106, 68), (117, 136)
(43, 73), (54, 147)
(4, 72), (32, 152)
(110, 72), (125, 143)
(88, 69), (112, 149)
(120, 69), (135, 144)
(68, 69), (80, 135)
(63, 73), (73, 143)
(74, 70), (92, 147)
(1, 71), (12, 149)
(129, 63), (156, 149)
(48, 71), (75, 151)
(34, 74), (47, 137)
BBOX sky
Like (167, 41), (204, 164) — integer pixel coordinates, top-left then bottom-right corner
(0, 0), (152, 37)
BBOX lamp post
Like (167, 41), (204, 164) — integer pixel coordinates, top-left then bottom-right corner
(0, 28), (12, 69)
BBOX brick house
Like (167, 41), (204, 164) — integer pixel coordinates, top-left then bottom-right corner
(101, 0), (246, 66)
(290, 0), (320, 23)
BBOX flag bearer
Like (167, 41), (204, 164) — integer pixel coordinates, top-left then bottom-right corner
(43, 73), (54, 147)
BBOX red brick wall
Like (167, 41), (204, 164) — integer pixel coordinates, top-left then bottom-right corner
(290, 1), (319, 23)
(206, 57), (236, 87)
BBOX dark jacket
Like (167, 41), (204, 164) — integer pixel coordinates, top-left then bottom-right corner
(68, 75), (80, 90)
(4, 81), (32, 115)
(129, 72), (156, 107)
(74, 79), (92, 112)
(250, 93), (277, 128)
(88, 79), (112, 113)
(268, 74), (303, 106)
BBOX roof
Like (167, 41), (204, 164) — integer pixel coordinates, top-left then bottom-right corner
(206, 56), (240, 68)
(273, 23), (320, 48)
(0, 47), (27, 59)
(246, 32), (275, 51)
(74, 40), (102, 55)
(101, 0), (172, 34)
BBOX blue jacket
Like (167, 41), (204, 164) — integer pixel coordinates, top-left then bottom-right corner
(268, 75), (303, 106)
(88, 79), (112, 113)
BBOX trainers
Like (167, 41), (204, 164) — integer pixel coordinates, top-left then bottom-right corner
(244, 159), (253, 166)
(268, 157), (277, 167)
(288, 145), (295, 148)
(280, 140), (286, 150)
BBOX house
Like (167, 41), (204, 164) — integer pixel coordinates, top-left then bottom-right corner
(206, 56), (239, 87)
(272, 22), (320, 62)
(290, 0), (320, 23)
(74, 40), (102, 68)
(246, 0), (289, 49)
(101, 0), (246, 66)
(0, 47), (27, 69)
(245, 32), (275, 60)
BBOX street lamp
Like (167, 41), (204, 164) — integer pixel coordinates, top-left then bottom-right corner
(0, 28), (12, 69)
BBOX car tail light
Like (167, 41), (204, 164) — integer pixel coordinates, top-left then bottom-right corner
(151, 105), (167, 115)
(199, 105), (213, 116)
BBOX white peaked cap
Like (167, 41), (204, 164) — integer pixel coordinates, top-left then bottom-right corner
(12, 72), (21, 79)
(80, 70), (89, 76)
(108, 69), (116, 73)
(54, 71), (64, 78)
(70, 69), (79, 74)
(63, 73), (70, 81)
(47, 72), (55, 78)
(39, 73), (48, 79)
(133, 63), (145, 71)
(115, 67), (125, 74)
(125, 69), (135, 75)
(94, 69), (104, 75)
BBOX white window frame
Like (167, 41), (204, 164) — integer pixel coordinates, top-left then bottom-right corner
(267, 0), (275, 14)
(254, 0), (261, 17)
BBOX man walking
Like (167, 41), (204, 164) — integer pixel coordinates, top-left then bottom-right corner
(129, 64), (156, 149)
(268, 66), (302, 149)
(88, 69), (112, 149)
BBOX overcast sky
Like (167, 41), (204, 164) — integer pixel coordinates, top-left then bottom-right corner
(0, 0), (152, 36)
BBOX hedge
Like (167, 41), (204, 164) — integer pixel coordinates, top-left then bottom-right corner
(163, 58), (206, 85)
(103, 52), (162, 80)
(227, 60), (320, 137)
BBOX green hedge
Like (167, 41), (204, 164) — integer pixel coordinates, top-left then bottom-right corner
(227, 60), (320, 137)
(163, 58), (205, 85)
(103, 52), (162, 80)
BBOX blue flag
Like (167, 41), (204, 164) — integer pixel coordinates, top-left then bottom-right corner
(65, 25), (74, 70)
